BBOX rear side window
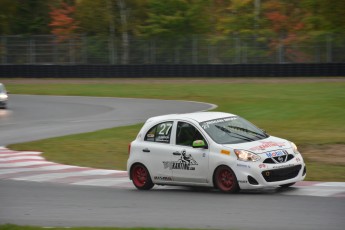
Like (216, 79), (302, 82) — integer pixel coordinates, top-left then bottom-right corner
(145, 121), (173, 144)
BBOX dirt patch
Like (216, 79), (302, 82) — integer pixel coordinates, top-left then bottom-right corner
(1, 77), (345, 85)
(300, 144), (345, 165)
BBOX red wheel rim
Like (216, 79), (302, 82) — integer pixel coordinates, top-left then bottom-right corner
(132, 165), (148, 187)
(217, 168), (234, 191)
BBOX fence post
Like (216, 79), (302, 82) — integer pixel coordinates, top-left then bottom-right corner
(53, 36), (58, 64)
(32, 37), (36, 64)
(235, 37), (241, 64)
(1, 36), (7, 64)
(208, 43), (215, 64)
(174, 45), (180, 64)
(82, 35), (87, 64)
(69, 38), (75, 64)
(278, 43), (284, 63)
(150, 39), (156, 64)
(109, 35), (115, 64)
(192, 35), (198, 64)
(327, 35), (332, 63)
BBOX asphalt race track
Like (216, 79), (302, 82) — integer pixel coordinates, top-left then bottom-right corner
(0, 95), (344, 230)
(0, 95), (216, 146)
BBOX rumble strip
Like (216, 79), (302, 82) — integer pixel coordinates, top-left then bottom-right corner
(1, 147), (344, 197)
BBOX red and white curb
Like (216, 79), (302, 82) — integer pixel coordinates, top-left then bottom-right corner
(1, 147), (344, 197)
(0, 147), (130, 188)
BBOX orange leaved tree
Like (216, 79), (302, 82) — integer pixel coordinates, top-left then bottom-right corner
(49, 1), (78, 43)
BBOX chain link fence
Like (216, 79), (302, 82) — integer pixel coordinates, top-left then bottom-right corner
(1, 34), (344, 65)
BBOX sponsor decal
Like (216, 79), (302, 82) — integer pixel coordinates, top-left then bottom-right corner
(238, 180), (248, 183)
(154, 176), (173, 181)
(156, 135), (170, 142)
(163, 150), (198, 170)
(259, 163), (267, 169)
(201, 117), (237, 129)
(250, 141), (286, 151)
(265, 150), (287, 158)
(296, 157), (301, 162)
(147, 134), (154, 138)
(272, 164), (295, 169)
(237, 163), (250, 168)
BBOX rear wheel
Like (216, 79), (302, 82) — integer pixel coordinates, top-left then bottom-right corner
(279, 182), (296, 188)
(214, 166), (239, 193)
(130, 164), (154, 190)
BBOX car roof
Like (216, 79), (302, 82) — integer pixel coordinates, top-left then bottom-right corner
(146, 111), (237, 123)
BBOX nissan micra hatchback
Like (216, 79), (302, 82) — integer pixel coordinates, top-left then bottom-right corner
(127, 112), (306, 193)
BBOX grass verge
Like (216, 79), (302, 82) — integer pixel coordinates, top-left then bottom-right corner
(0, 224), (201, 230)
(5, 79), (345, 181)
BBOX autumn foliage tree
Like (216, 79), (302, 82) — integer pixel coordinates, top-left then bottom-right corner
(263, 0), (310, 62)
(49, 1), (78, 42)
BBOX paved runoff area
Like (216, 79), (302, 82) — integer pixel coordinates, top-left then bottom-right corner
(1, 146), (344, 198)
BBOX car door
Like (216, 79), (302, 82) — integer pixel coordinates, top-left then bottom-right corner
(141, 121), (175, 182)
(170, 121), (209, 184)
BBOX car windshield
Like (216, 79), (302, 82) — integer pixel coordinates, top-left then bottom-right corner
(200, 116), (269, 144)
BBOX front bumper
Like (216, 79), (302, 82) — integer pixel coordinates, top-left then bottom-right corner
(0, 100), (7, 108)
(234, 156), (306, 189)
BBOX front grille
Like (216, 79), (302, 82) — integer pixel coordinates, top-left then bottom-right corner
(263, 154), (294, 164)
(262, 165), (302, 182)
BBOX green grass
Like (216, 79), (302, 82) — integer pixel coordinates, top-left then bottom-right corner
(0, 224), (202, 230)
(6, 79), (345, 181)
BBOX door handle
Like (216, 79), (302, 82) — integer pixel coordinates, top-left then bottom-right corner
(142, 148), (150, 153)
(173, 151), (181, 155)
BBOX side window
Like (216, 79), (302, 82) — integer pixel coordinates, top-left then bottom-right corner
(144, 121), (173, 144)
(176, 122), (206, 147)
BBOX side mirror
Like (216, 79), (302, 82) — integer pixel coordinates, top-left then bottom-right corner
(192, 140), (207, 149)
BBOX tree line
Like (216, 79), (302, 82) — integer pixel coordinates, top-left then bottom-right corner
(0, 0), (344, 64)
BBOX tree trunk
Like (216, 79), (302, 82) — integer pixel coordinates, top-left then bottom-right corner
(117, 0), (129, 64)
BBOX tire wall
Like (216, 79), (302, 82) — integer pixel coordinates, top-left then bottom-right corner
(0, 63), (344, 78)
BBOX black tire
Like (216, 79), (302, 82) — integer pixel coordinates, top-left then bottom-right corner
(130, 164), (154, 190)
(214, 166), (239, 193)
(279, 182), (296, 188)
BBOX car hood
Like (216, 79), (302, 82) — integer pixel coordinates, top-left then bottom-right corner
(222, 136), (291, 154)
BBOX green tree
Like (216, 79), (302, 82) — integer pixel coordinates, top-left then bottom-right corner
(140, 0), (210, 38)
(0, 0), (18, 34)
(76, 0), (148, 64)
(0, 0), (51, 35)
(302, 0), (345, 36)
(14, 0), (51, 35)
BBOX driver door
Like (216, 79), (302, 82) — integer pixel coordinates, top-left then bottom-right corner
(171, 121), (209, 184)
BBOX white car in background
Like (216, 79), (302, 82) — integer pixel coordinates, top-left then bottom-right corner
(0, 83), (8, 109)
(127, 112), (306, 193)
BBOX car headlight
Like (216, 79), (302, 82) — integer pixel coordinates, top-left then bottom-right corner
(0, 94), (8, 100)
(234, 149), (261, 162)
(290, 142), (300, 154)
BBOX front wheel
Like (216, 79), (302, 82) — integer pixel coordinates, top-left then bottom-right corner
(130, 164), (154, 190)
(214, 166), (239, 193)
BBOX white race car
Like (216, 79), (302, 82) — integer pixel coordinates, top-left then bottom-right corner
(127, 112), (306, 193)
(0, 83), (8, 109)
